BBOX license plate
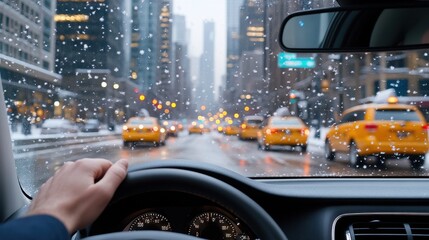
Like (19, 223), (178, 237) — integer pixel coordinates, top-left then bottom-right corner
(284, 130), (291, 135)
(397, 131), (411, 138)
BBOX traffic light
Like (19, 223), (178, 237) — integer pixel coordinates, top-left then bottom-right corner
(139, 94), (145, 101)
(290, 92), (297, 104)
(321, 79), (330, 92)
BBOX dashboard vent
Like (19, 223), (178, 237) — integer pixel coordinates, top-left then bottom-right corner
(347, 221), (408, 240)
(334, 214), (429, 240)
(408, 222), (429, 240)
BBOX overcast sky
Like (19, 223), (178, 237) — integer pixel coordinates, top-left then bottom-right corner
(173, 0), (227, 95)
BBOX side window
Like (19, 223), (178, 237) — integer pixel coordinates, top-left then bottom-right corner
(339, 112), (356, 124)
(353, 110), (366, 121)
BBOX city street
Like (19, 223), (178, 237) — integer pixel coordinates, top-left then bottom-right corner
(14, 130), (429, 196)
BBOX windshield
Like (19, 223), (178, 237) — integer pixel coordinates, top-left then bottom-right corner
(2, 0), (429, 197)
(375, 109), (421, 122)
(246, 119), (263, 125)
(271, 118), (303, 127)
(128, 119), (156, 126)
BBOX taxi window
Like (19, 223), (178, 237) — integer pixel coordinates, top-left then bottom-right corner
(246, 119), (263, 125)
(339, 112), (356, 124)
(353, 111), (366, 121)
(375, 109), (421, 122)
(129, 119), (155, 125)
(271, 119), (302, 126)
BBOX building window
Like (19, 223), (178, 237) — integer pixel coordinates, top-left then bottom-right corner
(387, 79), (408, 96)
(360, 85), (366, 99)
(5, 16), (9, 32)
(44, 0), (51, 9)
(386, 53), (406, 68)
(43, 18), (51, 51)
(43, 61), (49, 70)
(374, 80), (380, 95)
(419, 79), (429, 96)
(54, 14), (89, 22)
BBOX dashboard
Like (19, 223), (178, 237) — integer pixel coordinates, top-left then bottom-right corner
(89, 192), (256, 239)
(80, 161), (429, 240)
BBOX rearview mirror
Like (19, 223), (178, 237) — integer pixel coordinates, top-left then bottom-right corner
(280, 7), (429, 52)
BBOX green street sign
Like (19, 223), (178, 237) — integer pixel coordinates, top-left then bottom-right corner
(278, 52), (316, 69)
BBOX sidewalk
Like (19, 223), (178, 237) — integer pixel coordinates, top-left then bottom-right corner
(9, 124), (123, 141)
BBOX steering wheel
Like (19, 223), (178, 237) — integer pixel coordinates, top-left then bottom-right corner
(82, 167), (288, 240)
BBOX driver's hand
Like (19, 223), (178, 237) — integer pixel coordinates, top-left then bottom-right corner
(27, 158), (128, 234)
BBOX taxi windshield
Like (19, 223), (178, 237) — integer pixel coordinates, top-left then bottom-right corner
(1, 0), (429, 197)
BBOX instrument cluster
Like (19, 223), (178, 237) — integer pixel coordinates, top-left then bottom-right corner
(122, 206), (255, 239)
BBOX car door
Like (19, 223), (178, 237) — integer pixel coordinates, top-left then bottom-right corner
(330, 111), (357, 152)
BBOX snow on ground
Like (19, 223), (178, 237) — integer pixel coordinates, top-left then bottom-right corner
(9, 124), (122, 140)
(307, 127), (329, 154)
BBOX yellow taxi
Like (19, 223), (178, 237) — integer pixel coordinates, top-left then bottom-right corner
(223, 122), (241, 136)
(122, 117), (167, 147)
(325, 101), (429, 169)
(257, 116), (309, 151)
(238, 115), (264, 140)
(188, 121), (209, 134)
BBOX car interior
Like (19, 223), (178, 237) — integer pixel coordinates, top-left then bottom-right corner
(2, 0), (429, 240)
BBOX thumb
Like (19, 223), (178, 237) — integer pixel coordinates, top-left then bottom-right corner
(96, 159), (128, 195)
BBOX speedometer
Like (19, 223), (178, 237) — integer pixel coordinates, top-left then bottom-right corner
(125, 212), (172, 231)
(188, 212), (237, 239)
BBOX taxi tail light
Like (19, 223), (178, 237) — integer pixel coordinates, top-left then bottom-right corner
(301, 128), (310, 136)
(365, 124), (378, 132)
(423, 124), (429, 130)
(241, 124), (247, 129)
(153, 126), (159, 132)
(266, 129), (279, 134)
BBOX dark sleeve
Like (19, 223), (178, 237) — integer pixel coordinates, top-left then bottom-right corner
(0, 215), (69, 240)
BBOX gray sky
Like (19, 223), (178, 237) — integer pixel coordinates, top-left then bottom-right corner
(173, 0), (227, 95)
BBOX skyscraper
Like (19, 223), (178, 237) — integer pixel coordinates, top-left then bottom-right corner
(173, 15), (192, 118)
(197, 21), (215, 109)
(239, 0), (265, 55)
(225, 0), (243, 108)
(55, 1), (131, 79)
(236, 0), (265, 114)
(133, 0), (173, 105)
(55, 0), (134, 121)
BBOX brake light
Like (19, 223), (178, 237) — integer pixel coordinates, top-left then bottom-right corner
(301, 128), (310, 136)
(266, 129), (280, 134)
(423, 124), (429, 130)
(365, 124), (378, 132)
